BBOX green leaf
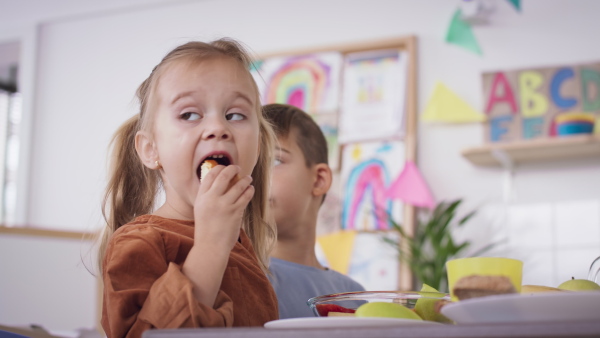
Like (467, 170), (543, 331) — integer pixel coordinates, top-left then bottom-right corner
(458, 210), (477, 226)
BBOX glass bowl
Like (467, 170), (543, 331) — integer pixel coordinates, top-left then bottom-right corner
(307, 291), (451, 317)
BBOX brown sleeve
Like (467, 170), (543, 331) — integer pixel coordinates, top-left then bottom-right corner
(102, 227), (234, 338)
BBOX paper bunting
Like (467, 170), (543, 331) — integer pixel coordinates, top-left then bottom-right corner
(316, 230), (357, 275)
(422, 82), (485, 123)
(507, 0), (521, 12)
(385, 160), (435, 210)
(445, 9), (482, 55)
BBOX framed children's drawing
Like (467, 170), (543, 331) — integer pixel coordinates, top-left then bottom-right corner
(252, 36), (418, 291)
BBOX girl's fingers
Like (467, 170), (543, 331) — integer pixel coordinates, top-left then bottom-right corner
(232, 184), (255, 207)
(193, 171), (253, 249)
(199, 165), (226, 193)
(223, 174), (253, 202)
(196, 166), (252, 227)
(206, 165), (241, 195)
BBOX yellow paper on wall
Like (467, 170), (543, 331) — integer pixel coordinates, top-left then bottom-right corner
(422, 82), (485, 123)
(317, 230), (357, 275)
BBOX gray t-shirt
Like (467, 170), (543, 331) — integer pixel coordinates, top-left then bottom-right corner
(268, 257), (366, 319)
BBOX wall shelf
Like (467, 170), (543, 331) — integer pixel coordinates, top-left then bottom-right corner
(461, 134), (600, 167)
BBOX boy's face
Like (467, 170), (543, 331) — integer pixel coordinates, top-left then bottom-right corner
(270, 129), (315, 237)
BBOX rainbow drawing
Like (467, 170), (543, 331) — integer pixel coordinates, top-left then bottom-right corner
(253, 52), (342, 114)
(266, 58), (326, 112)
(340, 141), (405, 231)
(342, 158), (392, 230)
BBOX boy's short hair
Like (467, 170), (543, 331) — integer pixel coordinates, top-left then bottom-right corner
(263, 104), (328, 168)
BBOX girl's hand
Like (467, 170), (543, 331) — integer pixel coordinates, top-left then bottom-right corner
(192, 165), (254, 252)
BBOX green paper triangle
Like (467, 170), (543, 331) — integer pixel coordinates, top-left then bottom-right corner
(507, 0), (521, 11)
(445, 9), (482, 55)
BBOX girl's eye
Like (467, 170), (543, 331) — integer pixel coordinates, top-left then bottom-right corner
(226, 112), (245, 121)
(273, 158), (282, 166)
(181, 112), (200, 121)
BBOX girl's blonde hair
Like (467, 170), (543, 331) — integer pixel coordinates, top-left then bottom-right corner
(99, 38), (276, 274)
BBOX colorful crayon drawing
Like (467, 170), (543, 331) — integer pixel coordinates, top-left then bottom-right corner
(317, 231), (400, 291)
(347, 232), (399, 291)
(339, 49), (408, 144)
(341, 142), (405, 231)
(342, 158), (390, 230)
(251, 52), (342, 114)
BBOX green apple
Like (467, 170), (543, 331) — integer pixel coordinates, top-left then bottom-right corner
(355, 302), (422, 320)
(558, 277), (600, 291)
(414, 283), (453, 323)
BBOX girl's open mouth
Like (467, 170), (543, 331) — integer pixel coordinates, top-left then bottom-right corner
(197, 154), (232, 180)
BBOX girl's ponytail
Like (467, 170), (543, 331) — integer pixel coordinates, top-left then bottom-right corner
(98, 114), (159, 272)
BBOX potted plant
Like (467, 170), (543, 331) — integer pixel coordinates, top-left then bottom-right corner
(381, 199), (496, 292)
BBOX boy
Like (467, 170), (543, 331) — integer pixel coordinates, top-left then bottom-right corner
(264, 103), (365, 319)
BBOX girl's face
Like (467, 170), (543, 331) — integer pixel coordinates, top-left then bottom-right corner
(146, 57), (260, 219)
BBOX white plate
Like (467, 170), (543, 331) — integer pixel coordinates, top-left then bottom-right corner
(441, 291), (600, 324)
(264, 317), (441, 329)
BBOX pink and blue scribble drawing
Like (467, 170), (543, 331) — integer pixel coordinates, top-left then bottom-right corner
(342, 159), (392, 230)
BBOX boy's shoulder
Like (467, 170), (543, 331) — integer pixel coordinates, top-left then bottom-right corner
(321, 268), (365, 291)
(269, 258), (365, 291)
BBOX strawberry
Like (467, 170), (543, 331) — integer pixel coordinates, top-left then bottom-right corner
(315, 304), (356, 316)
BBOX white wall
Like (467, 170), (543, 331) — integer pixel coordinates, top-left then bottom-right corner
(0, 235), (97, 332)
(1, 0), (599, 332)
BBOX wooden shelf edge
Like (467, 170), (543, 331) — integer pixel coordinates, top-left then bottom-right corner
(462, 134), (600, 167)
(0, 225), (97, 240)
(257, 35), (417, 58)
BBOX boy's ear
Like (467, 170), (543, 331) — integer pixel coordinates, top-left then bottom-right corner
(312, 163), (332, 197)
(135, 130), (159, 170)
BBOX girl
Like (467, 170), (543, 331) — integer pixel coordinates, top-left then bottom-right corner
(99, 39), (278, 338)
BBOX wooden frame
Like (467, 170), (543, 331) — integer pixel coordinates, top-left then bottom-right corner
(257, 36), (418, 291)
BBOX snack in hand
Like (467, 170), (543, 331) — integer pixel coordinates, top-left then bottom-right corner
(200, 159), (218, 182)
(199, 158), (242, 188)
(453, 275), (517, 300)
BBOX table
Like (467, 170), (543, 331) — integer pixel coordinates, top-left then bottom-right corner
(143, 320), (600, 338)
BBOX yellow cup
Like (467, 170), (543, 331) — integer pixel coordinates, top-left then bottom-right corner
(446, 257), (523, 301)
